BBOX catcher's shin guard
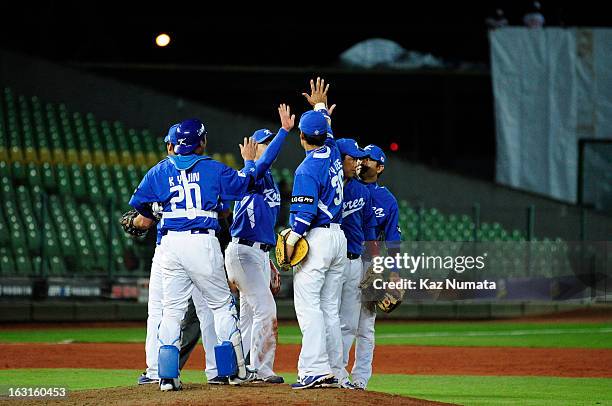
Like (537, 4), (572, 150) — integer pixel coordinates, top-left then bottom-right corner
(215, 298), (252, 379)
(158, 345), (180, 379)
(214, 341), (238, 377)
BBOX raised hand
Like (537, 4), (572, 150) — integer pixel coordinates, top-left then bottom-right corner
(302, 77), (336, 115)
(278, 103), (295, 132)
(239, 136), (257, 161)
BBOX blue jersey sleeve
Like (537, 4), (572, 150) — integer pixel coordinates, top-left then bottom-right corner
(253, 128), (288, 178)
(383, 199), (401, 242)
(363, 192), (378, 241)
(289, 173), (319, 235)
(219, 161), (255, 201)
(129, 170), (157, 219)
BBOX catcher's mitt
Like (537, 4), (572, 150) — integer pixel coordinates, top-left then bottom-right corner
(275, 228), (309, 270)
(120, 210), (148, 237)
(270, 260), (281, 296)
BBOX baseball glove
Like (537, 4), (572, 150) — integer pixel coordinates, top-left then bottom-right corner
(359, 265), (385, 311)
(376, 289), (404, 313)
(275, 228), (309, 270)
(270, 260), (281, 296)
(119, 210), (148, 237)
(359, 266), (404, 313)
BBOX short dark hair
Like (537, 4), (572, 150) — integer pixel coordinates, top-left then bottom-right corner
(303, 133), (326, 147)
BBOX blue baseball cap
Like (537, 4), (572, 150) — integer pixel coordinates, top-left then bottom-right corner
(363, 144), (387, 164)
(164, 124), (179, 144)
(174, 119), (207, 155)
(298, 110), (328, 137)
(336, 138), (368, 159)
(251, 128), (275, 144)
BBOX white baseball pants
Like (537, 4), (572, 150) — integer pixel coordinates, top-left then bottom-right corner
(293, 224), (347, 378)
(225, 240), (278, 379)
(337, 256), (363, 384)
(351, 261), (377, 388)
(156, 231), (239, 374)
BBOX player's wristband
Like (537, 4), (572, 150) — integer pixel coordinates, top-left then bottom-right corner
(314, 103), (327, 112)
(286, 231), (301, 246)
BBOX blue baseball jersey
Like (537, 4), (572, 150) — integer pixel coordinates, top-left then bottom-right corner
(364, 181), (401, 242)
(230, 171), (280, 245)
(129, 156), (256, 234)
(230, 128), (289, 245)
(289, 136), (344, 235)
(342, 178), (377, 255)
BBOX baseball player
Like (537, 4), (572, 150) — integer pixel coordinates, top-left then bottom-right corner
(178, 200), (234, 385)
(333, 138), (377, 389)
(138, 124), (179, 385)
(137, 124), (231, 386)
(351, 144), (402, 390)
(127, 118), (280, 391)
(225, 106), (295, 385)
(287, 78), (347, 389)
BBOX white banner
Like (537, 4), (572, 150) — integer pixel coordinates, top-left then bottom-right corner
(490, 28), (612, 203)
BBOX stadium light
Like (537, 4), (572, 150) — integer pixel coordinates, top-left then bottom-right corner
(390, 142), (399, 152)
(155, 33), (171, 47)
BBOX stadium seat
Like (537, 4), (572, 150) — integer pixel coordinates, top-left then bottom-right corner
(0, 220), (9, 247)
(26, 163), (42, 187)
(11, 161), (25, 182)
(70, 164), (86, 199)
(0, 249), (15, 275)
(15, 253), (33, 276)
(41, 162), (57, 190)
(48, 256), (65, 276)
(0, 161), (9, 178)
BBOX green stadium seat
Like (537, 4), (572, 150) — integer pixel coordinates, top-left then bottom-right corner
(26, 163), (42, 187)
(15, 254), (33, 276)
(48, 256), (65, 276)
(55, 164), (72, 195)
(32, 256), (43, 275)
(0, 250), (15, 275)
(0, 219), (8, 247)
(41, 162), (57, 190)
(0, 161), (9, 178)
(43, 222), (60, 256)
(70, 164), (86, 199)
(11, 161), (26, 182)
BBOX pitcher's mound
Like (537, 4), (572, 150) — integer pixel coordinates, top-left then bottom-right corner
(26, 383), (456, 406)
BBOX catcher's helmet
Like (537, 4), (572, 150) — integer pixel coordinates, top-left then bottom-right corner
(174, 119), (207, 155)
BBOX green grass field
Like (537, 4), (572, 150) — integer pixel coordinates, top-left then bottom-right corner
(1, 321), (611, 405)
(2, 321), (611, 348)
(1, 369), (610, 406)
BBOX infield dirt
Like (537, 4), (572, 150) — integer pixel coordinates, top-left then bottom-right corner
(1, 383), (456, 406)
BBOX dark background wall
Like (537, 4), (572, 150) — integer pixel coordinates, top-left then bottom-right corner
(76, 64), (495, 180)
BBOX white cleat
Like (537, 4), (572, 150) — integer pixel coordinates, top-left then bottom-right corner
(228, 369), (258, 386)
(352, 380), (366, 390)
(159, 378), (182, 392)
